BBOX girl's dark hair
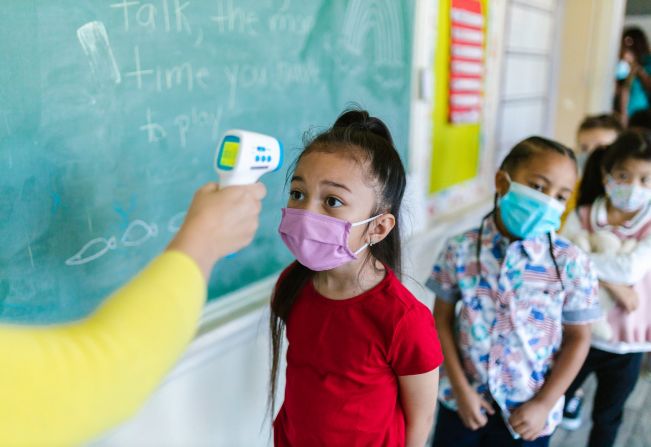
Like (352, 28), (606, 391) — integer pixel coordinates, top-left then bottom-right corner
(268, 109), (407, 417)
(629, 109), (651, 131)
(487, 136), (576, 290)
(578, 114), (623, 134)
(577, 129), (651, 207)
(623, 27), (650, 65)
(499, 136), (577, 174)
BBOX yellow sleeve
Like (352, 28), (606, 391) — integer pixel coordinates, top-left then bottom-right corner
(0, 250), (206, 447)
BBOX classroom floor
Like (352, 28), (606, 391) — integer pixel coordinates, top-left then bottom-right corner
(552, 371), (651, 447)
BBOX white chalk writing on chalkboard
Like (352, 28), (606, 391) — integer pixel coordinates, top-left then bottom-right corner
(211, 0), (259, 36)
(268, 0), (314, 35)
(124, 46), (209, 92)
(140, 108), (167, 143)
(173, 107), (223, 148)
(110, 0), (191, 34)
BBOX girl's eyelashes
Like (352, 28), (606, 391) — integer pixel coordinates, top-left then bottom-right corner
(289, 189), (305, 201)
(529, 182), (545, 192)
(526, 181), (568, 202)
(642, 176), (651, 187)
(612, 171), (630, 182)
(325, 196), (344, 208)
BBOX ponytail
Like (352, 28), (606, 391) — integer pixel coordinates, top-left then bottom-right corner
(577, 147), (607, 207)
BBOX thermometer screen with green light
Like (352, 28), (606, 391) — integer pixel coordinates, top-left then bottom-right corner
(215, 129), (283, 186)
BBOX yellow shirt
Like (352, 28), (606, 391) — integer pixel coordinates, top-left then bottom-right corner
(0, 250), (205, 446)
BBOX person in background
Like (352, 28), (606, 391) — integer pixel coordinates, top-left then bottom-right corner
(561, 115), (623, 227)
(615, 27), (651, 126)
(576, 115), (623, 171)
(427, 136), (599, 447)
(629, 108), (651, 130)
(0, 182), (266, 446)
(561, 130), (651, 446)
(627, 108), (651, 381)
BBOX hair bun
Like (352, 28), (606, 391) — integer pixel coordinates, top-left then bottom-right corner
(333, 109), (395, 146)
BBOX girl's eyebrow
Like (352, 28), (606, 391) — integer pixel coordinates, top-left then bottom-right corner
(291, 176), (352, 193)
(529, 174), (551, 184)
(321, 180), (352, 192)
(531, 174), (572, 193)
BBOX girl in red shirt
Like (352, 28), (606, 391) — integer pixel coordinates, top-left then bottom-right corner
(270, 109), (444, 446)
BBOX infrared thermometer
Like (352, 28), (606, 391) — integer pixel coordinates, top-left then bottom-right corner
(214, 129), (283, 186)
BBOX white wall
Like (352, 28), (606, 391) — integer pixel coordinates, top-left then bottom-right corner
(553, 0), (625, 146)
(495, 0), (562, 164)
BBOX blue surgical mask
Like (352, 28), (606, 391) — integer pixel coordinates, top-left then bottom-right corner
(616, 59), (631, 81)
(498, 180), (565, 239)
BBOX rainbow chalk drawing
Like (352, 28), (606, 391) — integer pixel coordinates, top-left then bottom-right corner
(76, 21), (122, 84)
(341, 0), (404, 66)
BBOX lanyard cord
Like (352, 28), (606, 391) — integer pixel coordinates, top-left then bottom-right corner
(476, 210), (565, 291)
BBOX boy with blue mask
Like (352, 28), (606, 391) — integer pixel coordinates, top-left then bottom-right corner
(427, 136), (601, 447)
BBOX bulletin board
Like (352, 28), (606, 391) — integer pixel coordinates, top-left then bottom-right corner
(429, 0), (487, 194)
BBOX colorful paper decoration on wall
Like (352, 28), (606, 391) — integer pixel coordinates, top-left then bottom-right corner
(449, 0), (484, 124)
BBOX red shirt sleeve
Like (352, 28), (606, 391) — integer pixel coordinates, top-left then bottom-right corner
(388, 303), (444, 376)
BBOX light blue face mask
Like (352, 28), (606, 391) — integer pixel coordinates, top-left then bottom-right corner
(498, 181), (565, 240)
(616, 59), (631, 81)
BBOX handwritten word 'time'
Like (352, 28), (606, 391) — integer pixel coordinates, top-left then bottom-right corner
(124, 46), (209, 92)
(110, 0), (191, 33)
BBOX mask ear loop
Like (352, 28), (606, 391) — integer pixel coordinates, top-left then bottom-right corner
(351, 213), (385, 227)
(547, 233), (566, 292)
(351, 213), (384, 256)
(476, 210), (495, 282)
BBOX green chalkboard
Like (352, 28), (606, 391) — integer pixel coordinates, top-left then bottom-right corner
(0, 0), (414, 323)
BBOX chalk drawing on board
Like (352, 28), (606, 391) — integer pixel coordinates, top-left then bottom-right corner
(77, 21), (122, 84)
(65, 236), (118, 266)
(121, 220), (159, 247)
(27, 242), (35, 268)
(341, 0), (403, 66)
(194, 27), (204, 47)
(167, 211), (186, 233)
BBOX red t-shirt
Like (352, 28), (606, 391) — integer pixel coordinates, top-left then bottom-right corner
(273, 268), (443, 446)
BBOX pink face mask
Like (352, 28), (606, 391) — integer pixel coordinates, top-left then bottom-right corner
(278, 208), (383, 271)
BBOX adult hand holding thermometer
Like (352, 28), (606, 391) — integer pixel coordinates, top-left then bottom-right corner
(215, 129), (283, 186)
